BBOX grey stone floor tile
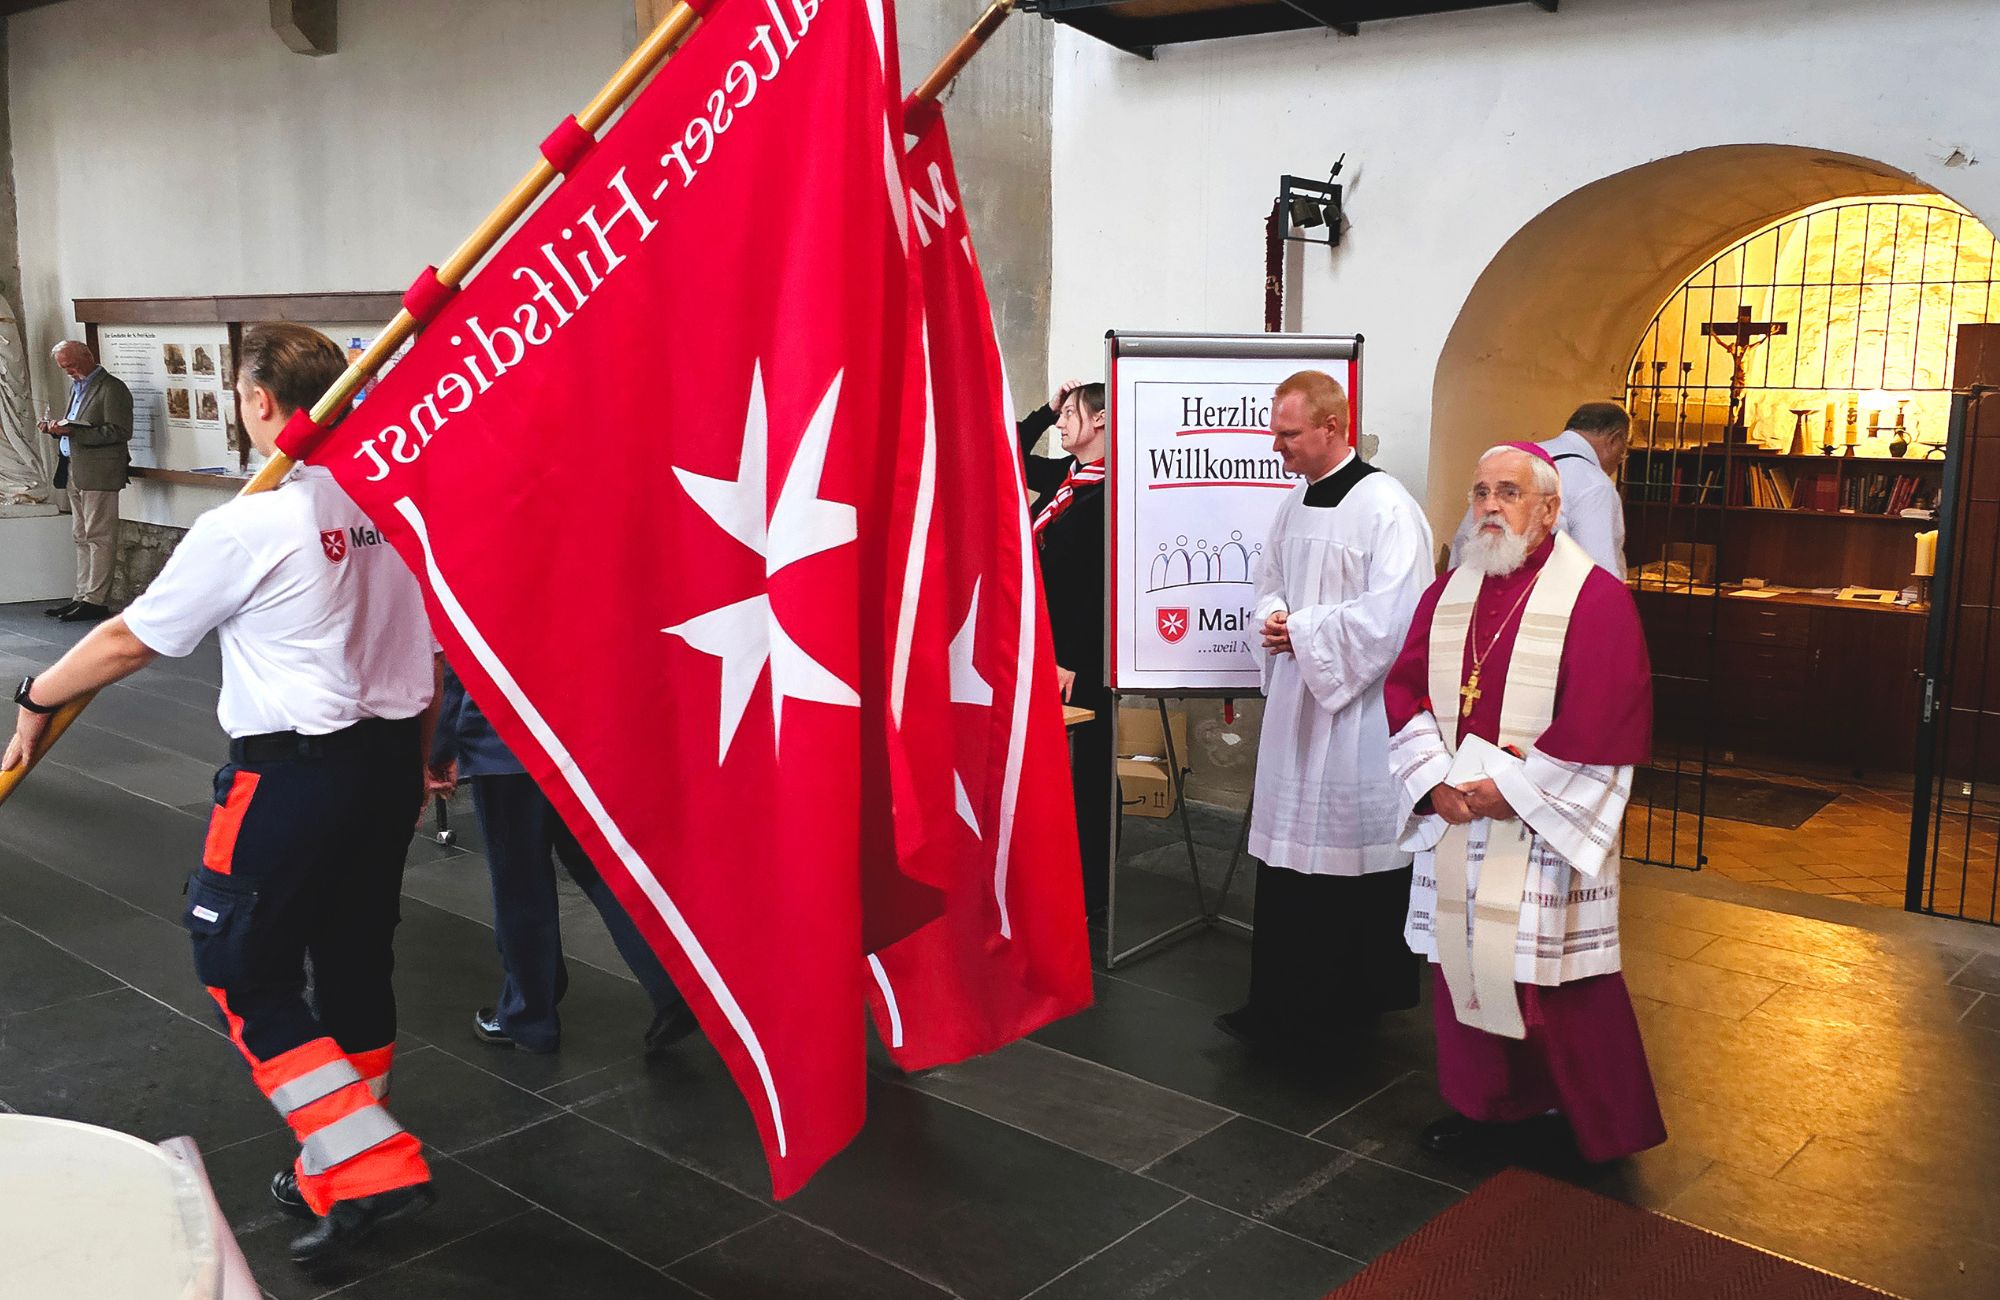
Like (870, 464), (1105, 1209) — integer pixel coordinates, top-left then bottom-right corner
(1952, 951), (2000, 995)
(772, 1075), (1185, 1300)
(380, 1045), (563, 1157)
(37, 719), (220, 808)
(555, 1038), (773, 1197)
(1144, 1116), (1461, 1261)
(669, 1215), (950, 1300)
(0, 986), (281, 1150)
(458, 1111), (769, 1268)
(1620, 946), (1784, 1019)
(1691, 932), (1965, 995)
(902, 1037), (1232, 1172)
(0, 763), (206, 921)
(1031, 971), (1415, 1135)
(384, 897), (659, 1089)
(76, 681), (230, 765)
(1749, 980), (1983, 1034)
(1619, 914), (1719, 960)
(334, 1209), (703, 1300)
(1098, 923), (1253, 1013)
(1027, 1197), (1360, 1300)
(1667, 1161), (2000, 1300)
(1776, 1134), (2000, 1247)
(1965, 992), (2000, 1033)
(0, 914), (122, 1016)
(0, 855), (219, 1021)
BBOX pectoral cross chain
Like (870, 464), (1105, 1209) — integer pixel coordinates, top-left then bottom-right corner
(1459, 670), (1482, 718)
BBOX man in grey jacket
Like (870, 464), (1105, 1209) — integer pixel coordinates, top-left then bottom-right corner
(38, 340), (132, 622)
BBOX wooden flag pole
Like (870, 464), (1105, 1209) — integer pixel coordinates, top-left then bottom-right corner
(909, 0), (1015, 107)
(241, 0), (707, 495)
(0, 1), (707, 809)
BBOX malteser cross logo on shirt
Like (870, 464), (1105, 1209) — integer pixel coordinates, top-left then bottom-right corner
(321, 524), (387, 564)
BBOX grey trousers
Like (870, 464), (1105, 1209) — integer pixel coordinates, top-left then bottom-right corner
(68, 486), (119, 605)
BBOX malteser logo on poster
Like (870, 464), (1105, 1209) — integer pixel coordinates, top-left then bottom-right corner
(1156, 607), (1189, 644)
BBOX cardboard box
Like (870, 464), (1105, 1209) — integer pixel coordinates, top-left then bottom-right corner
(1118, 757), (1175, 819)
(1117, 706), (1189, 765)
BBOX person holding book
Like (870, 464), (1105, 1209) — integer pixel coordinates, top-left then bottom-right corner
(37, 340), (133, 622)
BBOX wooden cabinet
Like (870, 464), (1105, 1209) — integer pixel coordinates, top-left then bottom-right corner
(1633, 589), (1926, 772)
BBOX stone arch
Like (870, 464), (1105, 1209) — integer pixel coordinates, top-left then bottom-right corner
(1424, 145), (1980, 532)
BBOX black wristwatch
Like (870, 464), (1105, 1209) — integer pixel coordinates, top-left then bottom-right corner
(14, 676), (59, 715)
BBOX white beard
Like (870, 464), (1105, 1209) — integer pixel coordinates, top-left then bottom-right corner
(1460, 519), (1532, 576)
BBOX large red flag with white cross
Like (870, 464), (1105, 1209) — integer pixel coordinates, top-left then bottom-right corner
(293, 0), (928, 1197)
(864, 101), (1094, 1070)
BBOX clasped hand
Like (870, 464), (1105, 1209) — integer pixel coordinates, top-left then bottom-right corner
(1429, 777), (1513, 825)
(1261, 610), (1291, 656)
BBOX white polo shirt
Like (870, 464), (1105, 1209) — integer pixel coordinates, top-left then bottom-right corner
(124, 465), (435, 738)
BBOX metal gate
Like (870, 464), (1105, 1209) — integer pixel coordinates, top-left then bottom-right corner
(1909, 384), (2000, 925)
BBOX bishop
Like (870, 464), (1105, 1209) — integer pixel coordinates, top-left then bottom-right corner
(1384, 442), (1666, 1162)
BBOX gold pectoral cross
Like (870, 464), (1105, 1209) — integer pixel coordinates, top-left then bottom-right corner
(1459, 671), (1482, 718)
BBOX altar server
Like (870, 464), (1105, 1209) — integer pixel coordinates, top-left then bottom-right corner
(1216, 370), (1434, 1047)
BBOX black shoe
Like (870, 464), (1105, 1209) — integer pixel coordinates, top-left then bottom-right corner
(287, 1181), (436, 1263)
(1213, 1006), (1274, 1047)
(644, 1003), (699, 1056)
(55, 601), (108, 623)
(270, 1168), (314, 1220)
(1420, 1112), (1504, 1155)
(42, 601), (78, 618)
(472, 1007), (557, 1054)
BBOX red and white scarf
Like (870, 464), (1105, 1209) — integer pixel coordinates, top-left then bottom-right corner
(1032, 459), (1105, 538)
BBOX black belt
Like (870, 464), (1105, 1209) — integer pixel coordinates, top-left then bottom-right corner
(229, 716), (414, 764)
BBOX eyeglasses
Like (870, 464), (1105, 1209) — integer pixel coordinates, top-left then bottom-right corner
(1466, 484), (1538, 506)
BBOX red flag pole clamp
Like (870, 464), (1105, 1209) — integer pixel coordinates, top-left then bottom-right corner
(539, 116), (597, 176)
(402, 266), (460, 333)
(274, 407), (332, 462)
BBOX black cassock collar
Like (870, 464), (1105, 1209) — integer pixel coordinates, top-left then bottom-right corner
(1302, 453), (1378, 508)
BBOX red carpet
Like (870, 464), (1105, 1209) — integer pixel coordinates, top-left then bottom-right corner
(1326, 1168), (1895, 1299)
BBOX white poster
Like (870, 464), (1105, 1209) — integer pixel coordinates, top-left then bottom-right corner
(97, 324), (235, 472)
(1109, 332), (1362, 693)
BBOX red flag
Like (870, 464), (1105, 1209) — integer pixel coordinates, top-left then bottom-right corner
(302, 0), (924, 1197)
(865, 102), (1095, 1071)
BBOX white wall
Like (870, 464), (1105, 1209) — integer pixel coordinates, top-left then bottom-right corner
(1049, 0), (2000, 533)
(10, 0), (630, 527)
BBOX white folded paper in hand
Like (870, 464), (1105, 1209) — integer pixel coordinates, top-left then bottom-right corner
(1443, 733), (1508, 790)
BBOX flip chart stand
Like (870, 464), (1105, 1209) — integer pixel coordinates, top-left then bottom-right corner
(1104, 693), (1254, 969)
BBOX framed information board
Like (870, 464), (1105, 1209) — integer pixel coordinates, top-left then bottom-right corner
(1106, 330), (1363, 694)
(74, 293), (399, 526)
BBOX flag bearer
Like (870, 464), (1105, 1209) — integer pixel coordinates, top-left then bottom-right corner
(4, 323), (441, 1263)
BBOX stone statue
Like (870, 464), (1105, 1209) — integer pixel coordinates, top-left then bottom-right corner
(0, 294), (52, 507)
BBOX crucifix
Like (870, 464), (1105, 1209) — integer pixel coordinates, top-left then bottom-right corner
(1701, 305), (1788, 442)
(1459, 674), (1482, 718)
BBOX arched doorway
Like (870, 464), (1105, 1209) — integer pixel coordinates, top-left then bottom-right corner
(1429, 145), (2000, 922)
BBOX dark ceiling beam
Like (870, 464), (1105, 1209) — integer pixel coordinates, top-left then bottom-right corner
(1027, 0), (1561, 54)
(1275, 2), (1359, 37)
(271, 0), (337, 56)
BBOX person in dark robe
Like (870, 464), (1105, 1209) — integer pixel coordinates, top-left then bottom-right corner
(1017, 379), (1111, 915)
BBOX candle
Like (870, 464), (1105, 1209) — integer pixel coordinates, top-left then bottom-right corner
(1845, 397), (1860, 445)
(1915, 530), (1938, 577)
(1823, 402), (1836, 449)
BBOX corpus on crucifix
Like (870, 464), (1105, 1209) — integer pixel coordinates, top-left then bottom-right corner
(1700, 305), (1787, 442)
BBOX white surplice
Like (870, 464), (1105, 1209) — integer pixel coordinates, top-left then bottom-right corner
(1249, 455), (1434, 876)
(1390, 715), (1630, 985)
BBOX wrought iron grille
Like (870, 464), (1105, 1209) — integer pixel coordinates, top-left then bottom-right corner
(1620, 198), (2000, 874)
